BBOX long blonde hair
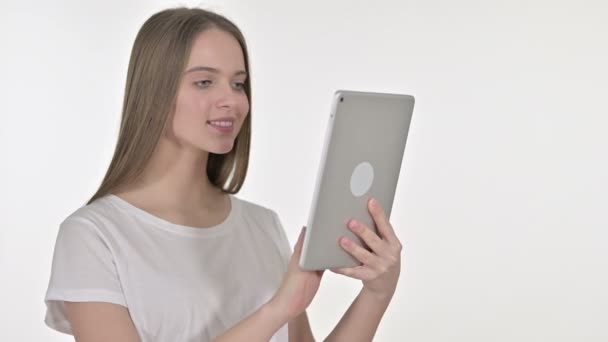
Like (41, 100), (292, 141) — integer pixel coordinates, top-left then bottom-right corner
(87, 7), (252, 205)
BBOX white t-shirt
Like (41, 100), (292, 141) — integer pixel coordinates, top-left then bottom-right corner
(44, 194), (293, 342)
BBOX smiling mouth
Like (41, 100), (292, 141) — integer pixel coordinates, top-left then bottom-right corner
(206, 120), (234, 127)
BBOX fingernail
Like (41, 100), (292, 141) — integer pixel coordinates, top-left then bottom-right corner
(370, 198), (377, 208)
(341, 237), (351, 246)
(348, 219), (358, 229)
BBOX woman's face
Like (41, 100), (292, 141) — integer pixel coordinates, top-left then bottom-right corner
(170, 28), (249, 155)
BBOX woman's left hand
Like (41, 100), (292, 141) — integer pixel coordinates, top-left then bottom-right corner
(331, 197), (403, 301)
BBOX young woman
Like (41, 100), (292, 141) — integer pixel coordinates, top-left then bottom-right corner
(44, 7), (403, 342)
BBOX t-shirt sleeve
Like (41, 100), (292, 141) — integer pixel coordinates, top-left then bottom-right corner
(269, 210), (293, 273)
(44, 216), (126, 334)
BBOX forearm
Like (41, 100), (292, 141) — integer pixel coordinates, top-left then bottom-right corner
(323, 288), (393, 342)
(213, 301), (288, 342)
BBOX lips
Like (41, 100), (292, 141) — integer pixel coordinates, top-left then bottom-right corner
(207, 116), (236, 123)
(206, 119), (235, 134)
(207, 120), (234, 127)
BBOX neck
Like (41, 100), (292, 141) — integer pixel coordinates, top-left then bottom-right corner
(119, 136), (224, 211)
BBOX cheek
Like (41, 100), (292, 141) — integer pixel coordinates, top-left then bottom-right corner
(239, 95), (250, 116)
(176, 92), (209, 120)
(172, 95), (209, 134)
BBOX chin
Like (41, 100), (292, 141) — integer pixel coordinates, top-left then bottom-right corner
(209, 142), (235, 155)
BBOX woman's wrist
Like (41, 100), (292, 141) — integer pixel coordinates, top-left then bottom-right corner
(212, 300), (290, 341)
(263, 298), (291, 328)
(360, 286), (395, 304)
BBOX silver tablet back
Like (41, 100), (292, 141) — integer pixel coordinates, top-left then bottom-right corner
(300, 90), (415, 270)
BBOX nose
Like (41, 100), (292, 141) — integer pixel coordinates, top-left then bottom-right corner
(215, 81), (239, 110)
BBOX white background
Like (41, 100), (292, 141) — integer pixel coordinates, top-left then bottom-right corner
(1, 0), (607, 341)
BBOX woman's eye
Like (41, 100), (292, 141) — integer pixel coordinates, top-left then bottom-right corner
(233, 82), (246, 90)
(194, 80), (212, 88)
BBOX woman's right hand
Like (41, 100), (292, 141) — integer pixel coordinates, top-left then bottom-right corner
(269, 227), (325, 321)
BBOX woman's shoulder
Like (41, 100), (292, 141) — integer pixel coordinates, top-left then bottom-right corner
(232, 196), (288, 246)
(59, 195), (125, 233)
(60, 194), (283, 236)
(232, 195), (279, 221)
(233, 195), (292, 265)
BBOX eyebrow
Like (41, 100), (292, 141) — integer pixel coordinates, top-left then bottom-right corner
(184, 66), (247, 77)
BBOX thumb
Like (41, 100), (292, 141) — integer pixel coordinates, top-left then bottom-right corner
(293, 226), (306, 256)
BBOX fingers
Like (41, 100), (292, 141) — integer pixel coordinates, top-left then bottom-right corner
(368, 198), (402, 250)
(291, 227), (325, 280)
(338, 236), (383, 269)
(335, 198), (404, 281)
(347, 219), (389, 258)
(289, 226), (306, 269)
(330, 265), (377, 281)
(332, 234), (401, 281)
(294, 226), (305, 256)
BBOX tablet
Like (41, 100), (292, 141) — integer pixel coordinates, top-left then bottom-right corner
(299, 90), (415, 271)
